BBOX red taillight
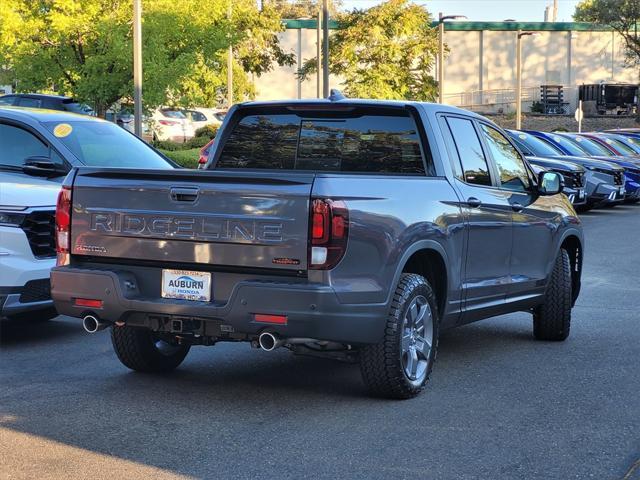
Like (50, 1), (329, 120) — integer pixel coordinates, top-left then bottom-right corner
(198, 140), (214, 166)
(74, 298), (103, 308)
(158, 119), (179, 126)
(309, 199), (349, 270)
(55, 185), (71, 266)
(311, 200), (330, 243)
(254, 314), (288, 325)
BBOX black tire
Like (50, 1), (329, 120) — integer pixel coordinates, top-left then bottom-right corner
(111, 326), (190, 372)
(533, 248), (572, 341)
(360, 273), (439, 399)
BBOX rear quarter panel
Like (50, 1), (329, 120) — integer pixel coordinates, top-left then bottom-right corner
(310, 175), (465, 315)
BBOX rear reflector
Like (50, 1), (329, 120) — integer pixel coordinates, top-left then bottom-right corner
(254, 314), (288, 325)
(74, 298), (103, 308)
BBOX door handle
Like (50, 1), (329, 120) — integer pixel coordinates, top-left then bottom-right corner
(511, 202), (524, 212)
(466, 197), (482, 208)
(170, 187), (199, 202)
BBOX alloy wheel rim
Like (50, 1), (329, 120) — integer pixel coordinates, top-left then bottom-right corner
(401, 295), (433, 383)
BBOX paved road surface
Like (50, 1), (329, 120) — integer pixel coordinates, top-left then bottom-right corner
(1, 205), (639, 480)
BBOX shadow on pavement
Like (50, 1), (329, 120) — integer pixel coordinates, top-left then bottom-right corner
(0, 315), (83, 347)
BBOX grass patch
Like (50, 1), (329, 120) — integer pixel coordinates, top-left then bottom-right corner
(158, 148), (200, 169)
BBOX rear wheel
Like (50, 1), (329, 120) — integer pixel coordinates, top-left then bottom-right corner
(533, 248), (572, 341)
(111, 326), (190, 372)
(360, 274), (439, 399)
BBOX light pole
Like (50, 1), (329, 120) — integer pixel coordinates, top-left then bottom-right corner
(322, 0), (329, 97)
(133, 0), (142, 137)
(438, 13), (466, 104)
(516, 30), (539, 129)
(227, 1), (233, 108)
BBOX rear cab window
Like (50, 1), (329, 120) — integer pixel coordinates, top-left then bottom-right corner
(213, 106), (433, 175)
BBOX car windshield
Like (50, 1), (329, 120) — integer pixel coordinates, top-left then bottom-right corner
(161, 109), (186, 119)
(65, 102), (94, 115)
(43, 120), (173, 169)
(606, 137), (638, 155)
(570, 136), (614, 156)
(514, 132), (563, 156)
(550, 134), (589, 156)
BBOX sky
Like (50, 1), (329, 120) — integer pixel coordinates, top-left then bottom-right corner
(341, 0), (581, 22)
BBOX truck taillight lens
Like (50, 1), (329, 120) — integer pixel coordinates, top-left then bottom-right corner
(309, 199), (349, 270)
(55, 185), (71, 266)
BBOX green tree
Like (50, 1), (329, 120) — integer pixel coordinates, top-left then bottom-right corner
(299, 0), (439, 100)
(265, 0), (342, 19)
(574, 0), (640, 66)
(0, 0), (294, 115)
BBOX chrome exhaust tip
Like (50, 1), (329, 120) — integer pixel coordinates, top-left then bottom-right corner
(82, 315), (109, 334)
(258, 332), (281, 352)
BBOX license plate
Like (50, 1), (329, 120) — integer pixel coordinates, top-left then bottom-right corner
(578, 189), (584, 199)
(620, 187), (626, 195)
(161, 269), (211, 301)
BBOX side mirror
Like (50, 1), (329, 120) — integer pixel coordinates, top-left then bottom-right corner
(22, 156), (68, 178)
(538, 171), (564, 196)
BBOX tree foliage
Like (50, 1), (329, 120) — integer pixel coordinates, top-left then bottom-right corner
(0, 0), (294, 114)
(299, 0), (439, 101)
(574, 0), (640, 67)
(265, 0), (342, 19)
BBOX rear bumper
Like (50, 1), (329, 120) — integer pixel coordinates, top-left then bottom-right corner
(0, 282), (53, 317)
(50, 267), (388, 345)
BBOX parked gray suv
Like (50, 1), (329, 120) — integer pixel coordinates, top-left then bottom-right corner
(51, 97), (583, 399)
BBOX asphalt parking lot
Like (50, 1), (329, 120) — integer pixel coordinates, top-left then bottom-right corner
(1, 205), (639, 480)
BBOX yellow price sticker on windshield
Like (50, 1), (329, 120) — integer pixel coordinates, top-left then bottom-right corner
(53, 123), (73, 138)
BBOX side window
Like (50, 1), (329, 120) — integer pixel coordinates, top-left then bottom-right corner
(16, 97), (43, 108)
(41, 98), (61, 110)
(190, 111), (207, 122)
(480, 124), (532, 192)
(445, 117), (492, 186)
(0, 124), (50, 166)
(0, 96), (16, 106)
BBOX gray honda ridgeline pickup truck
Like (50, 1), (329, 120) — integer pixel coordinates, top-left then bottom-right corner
(51, 97), (583, 399)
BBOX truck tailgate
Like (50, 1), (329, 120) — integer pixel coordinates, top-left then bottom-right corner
(69, 168), (314, 270)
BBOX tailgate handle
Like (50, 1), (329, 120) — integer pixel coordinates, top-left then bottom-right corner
(170, 187), (199, 202)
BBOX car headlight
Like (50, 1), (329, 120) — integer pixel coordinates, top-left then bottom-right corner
(0, 211), (26, 227)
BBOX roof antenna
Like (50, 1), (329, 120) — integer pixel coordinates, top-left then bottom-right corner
(328, 89), (346, 102)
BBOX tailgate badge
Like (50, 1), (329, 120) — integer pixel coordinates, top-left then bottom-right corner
(272, 257), (300, 266)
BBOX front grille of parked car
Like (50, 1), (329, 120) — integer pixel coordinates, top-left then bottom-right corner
(19, 279), (51, 303)
(562, 171), (585, 188)
(20, 210), (56, 258)
(613, 171), (624, 185)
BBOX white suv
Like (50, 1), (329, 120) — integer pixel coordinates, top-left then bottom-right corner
(1, 171), (60, 321)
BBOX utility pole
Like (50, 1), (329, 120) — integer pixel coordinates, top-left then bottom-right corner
(317, 5), (321, 98)
(516, 30), (522, 129)
(516, 31), (538, 130)
(437, 13), (466, 104)
(438, 13), (444, 104)
(133, 0), (142, 137)
(227, 1), (233, 108)
(322, 0), (329, 97)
